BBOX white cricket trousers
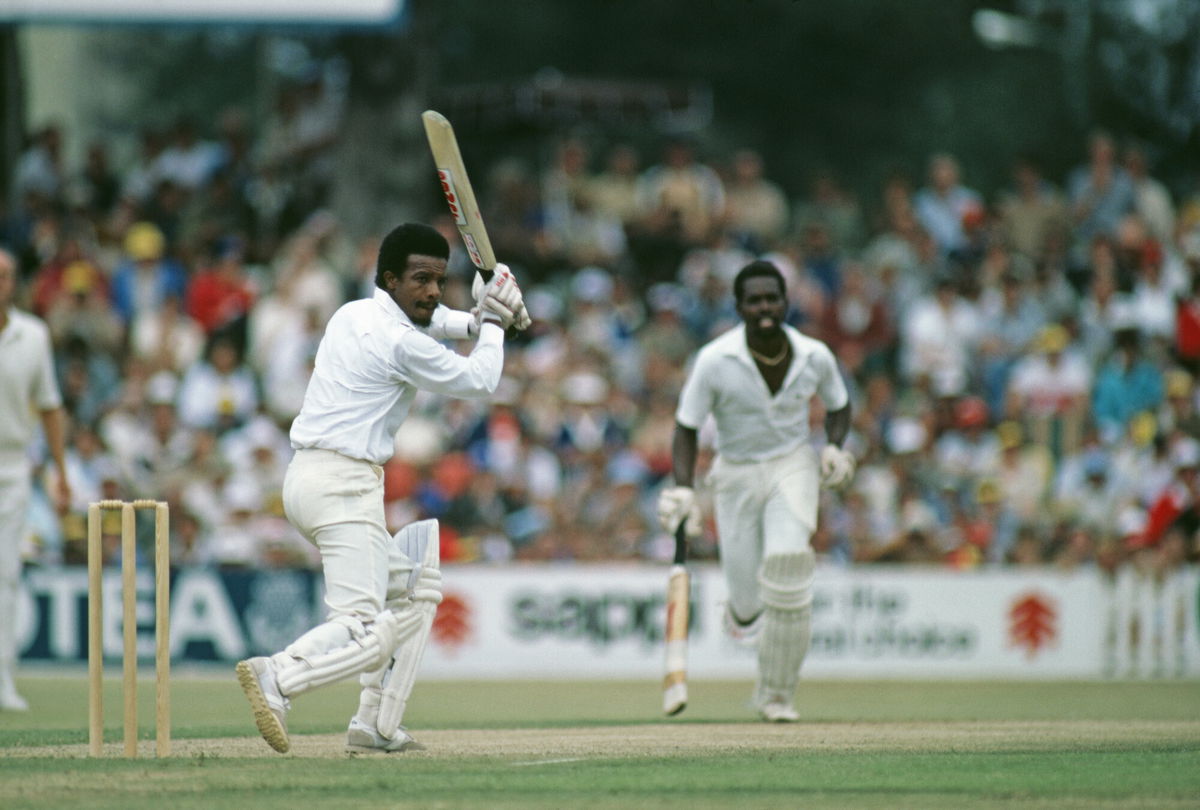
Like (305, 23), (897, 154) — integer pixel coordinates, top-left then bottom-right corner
(0, 457), (30, 693)
(282, 449), (390, 623)
(708, 446), (819, 621)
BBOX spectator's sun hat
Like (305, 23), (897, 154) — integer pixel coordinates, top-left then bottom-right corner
(125, 222), (166, 262)
(1129, 411), (1157, 447)
(1166, 370), (1193, 399)
(63, 261), (97, 294)
(975, 478), (1002, 505)
(996, 420), (1023, 450)
(1036, 324), (1069, 354)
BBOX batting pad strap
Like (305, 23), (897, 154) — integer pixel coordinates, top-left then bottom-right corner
(758, 552), (815, 611)
(275, 610), (403, 697)
(281, 614), (365, 662)
(410, 567), (444, 607)
(385, 520), (441, 604)
(353, 603), (430, 728)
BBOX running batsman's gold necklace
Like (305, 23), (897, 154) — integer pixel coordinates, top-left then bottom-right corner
(748, 341), (790, 366)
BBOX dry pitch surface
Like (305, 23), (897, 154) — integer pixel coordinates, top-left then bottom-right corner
(11, 719), (1198, 760)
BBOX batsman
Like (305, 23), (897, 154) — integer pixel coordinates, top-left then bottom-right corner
(657, 260), (854, 722)
(237, 223), (528, 753)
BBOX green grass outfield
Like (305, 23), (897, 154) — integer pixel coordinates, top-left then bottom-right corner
(1, 672), (1198, 809)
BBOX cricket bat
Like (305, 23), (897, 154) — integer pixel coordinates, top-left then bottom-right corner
(421, 110), (498, 282)
(662, 524), (690, 716)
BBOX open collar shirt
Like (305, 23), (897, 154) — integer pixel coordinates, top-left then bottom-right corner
(289, 288), (501, 465)
(676, 323), (848, 464)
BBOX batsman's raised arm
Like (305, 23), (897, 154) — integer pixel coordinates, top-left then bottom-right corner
(426, 262), (528, 341)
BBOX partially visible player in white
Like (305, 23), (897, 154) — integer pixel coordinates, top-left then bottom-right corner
(0, 248), (71, 711)
(236, 223), (526, 753)
(657, 259), (854, 722)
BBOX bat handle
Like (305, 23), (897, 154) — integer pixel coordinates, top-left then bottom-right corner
(673, 525), (688, 565)
(474, 264), (526, 340)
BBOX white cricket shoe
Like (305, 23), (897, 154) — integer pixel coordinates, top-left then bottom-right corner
(345, 717), (426, 753)
(759, 698), (800, 723)
(236, 657), (291, 753)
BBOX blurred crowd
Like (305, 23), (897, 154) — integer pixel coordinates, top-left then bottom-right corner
(4, 87), (1200, 578)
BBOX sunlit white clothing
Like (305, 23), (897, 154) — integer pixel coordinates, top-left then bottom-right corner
(289, 289), (500, 465)
(709, 447), (820, 620)
(0, 306), (62, 709)
(0, 309), (61, 457)
(675, 323), (848, 463)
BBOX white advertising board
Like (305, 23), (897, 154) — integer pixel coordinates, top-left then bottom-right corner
(420, 564), (1199, 680)
(15, 563), (1199, 680)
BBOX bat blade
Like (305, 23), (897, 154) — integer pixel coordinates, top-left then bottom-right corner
(662, 525), (690, 716)
(421, 110), (497, 279)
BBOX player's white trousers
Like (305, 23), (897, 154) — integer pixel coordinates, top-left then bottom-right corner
(0, 456), (30, 695)
(708, 446), (818, 621)
(283, 448), (389, 623)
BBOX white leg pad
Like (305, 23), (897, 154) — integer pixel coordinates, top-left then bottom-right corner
(273, 609), (403, 697)
(355, 520), (443, 739)
(755, 551), (815, 706)
(384, 519), (441, 604)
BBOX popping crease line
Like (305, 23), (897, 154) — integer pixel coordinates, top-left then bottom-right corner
(511, 757), (589, 767)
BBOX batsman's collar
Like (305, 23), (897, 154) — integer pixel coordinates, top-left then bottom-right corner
(372, 287), (418, 329)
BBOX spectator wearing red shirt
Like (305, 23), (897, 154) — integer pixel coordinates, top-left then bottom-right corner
(1175, 237), (1200, 371)
(1138, 438), (1200, 550)
(29, 235), (106, 318)
(187, 237), (256, 335)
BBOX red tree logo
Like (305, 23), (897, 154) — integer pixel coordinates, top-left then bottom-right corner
(1009, 592), (1057, 659)
(432, 592), (472, 650)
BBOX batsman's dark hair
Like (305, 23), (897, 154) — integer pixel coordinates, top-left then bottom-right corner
(733, 260), (786, 304)
(375, 223), (449, 289)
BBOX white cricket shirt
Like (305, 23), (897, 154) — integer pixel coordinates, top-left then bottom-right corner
(289, 288), (502, 465)
(0, 307), (62, 459)
(676, 323), (848, 463)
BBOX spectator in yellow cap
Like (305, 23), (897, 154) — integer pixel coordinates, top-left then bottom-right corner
(991, 420), (1052, 526)
(45, 261), (123, 356)
(1160, 370), (1198, 437)
(110, 222), (187, 325)
(1007, 322), (1091, 456)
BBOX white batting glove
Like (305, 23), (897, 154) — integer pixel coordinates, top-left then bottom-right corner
(471, 269), (489, 305)
(478, 267), (521, 329)
(819, 445), (856, 489)
(473, 264), (529, 332)
(512, 300), (532, 331)
(657, 486), (702, 537)
(470, 270), (491, 334)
